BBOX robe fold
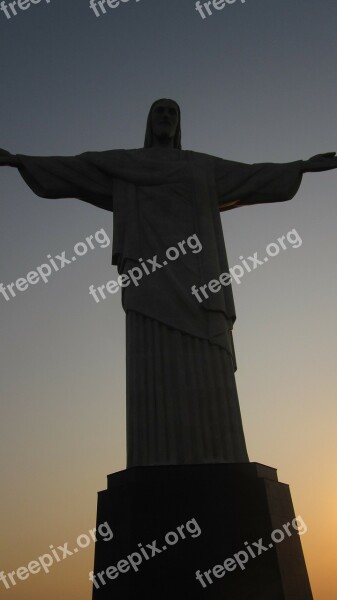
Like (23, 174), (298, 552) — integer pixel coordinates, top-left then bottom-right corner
(16, 148), (304, 465)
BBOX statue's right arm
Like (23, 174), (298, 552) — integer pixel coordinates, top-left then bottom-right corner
(0, 148), (116, 212)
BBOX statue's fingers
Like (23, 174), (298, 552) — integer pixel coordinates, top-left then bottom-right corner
(310, 153), (336, 160)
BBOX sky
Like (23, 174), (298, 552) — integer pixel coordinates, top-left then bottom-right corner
(0, 0), (336, 598)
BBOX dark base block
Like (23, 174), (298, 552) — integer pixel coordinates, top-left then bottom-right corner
(92, 463), (313, 599)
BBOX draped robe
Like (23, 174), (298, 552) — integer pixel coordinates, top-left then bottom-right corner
(17, 147), (304, 466)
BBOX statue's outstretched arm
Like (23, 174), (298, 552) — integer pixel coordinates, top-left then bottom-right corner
(214, 152), (337, 211)
(1, 148), (117, 212)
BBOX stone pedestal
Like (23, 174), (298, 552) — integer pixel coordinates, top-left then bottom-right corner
(92, 463), (313, 599)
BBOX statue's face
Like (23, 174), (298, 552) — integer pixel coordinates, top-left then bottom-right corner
(150, 100), (179, 143)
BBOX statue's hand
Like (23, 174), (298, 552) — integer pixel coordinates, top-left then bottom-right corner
(303, 152), (337, 172)
(0, 149), (19, 167)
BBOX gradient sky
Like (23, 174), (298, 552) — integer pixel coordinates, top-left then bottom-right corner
(1, 0), (336, 598)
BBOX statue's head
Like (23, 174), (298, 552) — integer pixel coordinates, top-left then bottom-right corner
(144, 98), (182, 149)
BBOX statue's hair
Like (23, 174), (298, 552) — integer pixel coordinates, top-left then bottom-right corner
(144, 98), (182, 149)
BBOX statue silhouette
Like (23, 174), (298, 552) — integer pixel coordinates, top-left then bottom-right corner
(1, 98), (336, 467)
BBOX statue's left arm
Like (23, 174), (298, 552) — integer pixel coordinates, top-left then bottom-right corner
(214, 152), (337, 211)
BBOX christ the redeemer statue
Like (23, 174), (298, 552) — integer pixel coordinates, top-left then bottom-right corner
(1, 98), (336, 468)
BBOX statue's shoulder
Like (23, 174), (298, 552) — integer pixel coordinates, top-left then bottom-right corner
(184, 149), (218, 164)
(80, 148), (130, 160)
